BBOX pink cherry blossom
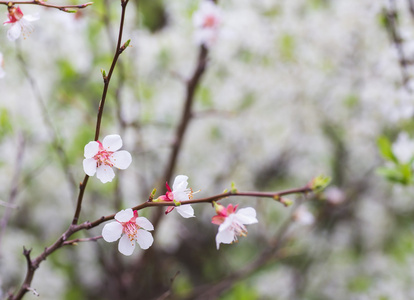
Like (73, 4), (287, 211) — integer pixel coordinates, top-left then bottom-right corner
(157, 175), (195, 218)
(0, 53), (5, 78)
(3, 6), (39, 41)
(102, 208), (154, 256)
(83, 134), (132, 183)
(212, 203), (258, 249)
(193, 1), (221, 47)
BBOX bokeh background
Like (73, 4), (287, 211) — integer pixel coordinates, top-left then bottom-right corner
(1, 0), (414, 299)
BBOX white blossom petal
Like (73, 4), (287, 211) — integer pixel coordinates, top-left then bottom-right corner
(84, 141), (99, 158)
(96, 164), (115, 183)
(7, 23), (22, 41)
(115, 208), (134, 222)
(136, 229), (154, 250)
(173, 190), (190, 201)
(23, 14), (39, 22)
(136, 217), (154, 231)
(176, 205), (195, 218)
(102, 222), (123, 242)
(235, 208), (258, 225)
(102, 134), (123, 152)
(83, 158), (97, 176)
(172, 175), (188, 191)
(110, 150), (132, 170)
(118, 234), (135, 256)
(218, 214), (235, 232)
(216, 229), (235, 249)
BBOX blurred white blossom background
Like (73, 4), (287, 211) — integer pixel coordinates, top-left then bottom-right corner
(1, 0), (414, 299)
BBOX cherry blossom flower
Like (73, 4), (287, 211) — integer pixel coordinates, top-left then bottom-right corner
(212, 203), (258, 249)
(157, 175), (195, 218)
(0, 53), (5, 78)
(193, 1), (221, 47)
(392, 132), (414, 164)
(3, 6), (39, 41)
(83, 134), (132, 183)
(102, 208), (154, 256)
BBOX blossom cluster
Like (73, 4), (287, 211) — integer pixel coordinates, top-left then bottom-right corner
(81, 134), (259, 255)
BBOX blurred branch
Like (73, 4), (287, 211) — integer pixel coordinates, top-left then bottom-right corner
(16, 44), (77, 198)
(0, 133), (25, 250)
(0, 1), (93, 12)
(384, 0), (412, 91)
(181, 201), (302, 299)
(9, 2), (131, 299)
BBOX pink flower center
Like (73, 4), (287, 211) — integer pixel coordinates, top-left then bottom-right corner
(203, 15), (218, 28)
(6, 7), (24, 24)
(121, 214), (140, 242)
(93, 141), (114, 167)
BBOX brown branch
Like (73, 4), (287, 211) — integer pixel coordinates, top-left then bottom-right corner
(181, 200), (304, 299)
(0, 0), (93, 12)
(72, 0), (130, 226)
(9, 2), (130, 299)
(148, 45), (209, 237)
(86, 185), (312, 230)
(63, 235), (102, 246)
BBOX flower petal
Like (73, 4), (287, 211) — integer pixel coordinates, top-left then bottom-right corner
(102, 134), (123, 152)
(84, 141), (99, 159)
(136, 217), (154, 231)
(176, 205), (195, 218)
(173, 190), (190, 201)
(115, 208), (134, 222)
(7, 23), (22, 41)
(96, 164), (115, 183)
(110, 150), (132, 170)
(102, 221), (123, 242)
(118, 234), (135, 256)
(218, 214), (234, 232)
(83, 158), (97, 176)
(216, 229), (235, 249)
(136, 229), (154, 250)
(235, 207), (258, 225)
(23, 14), (39, 22)
(172, 175), (188, 191)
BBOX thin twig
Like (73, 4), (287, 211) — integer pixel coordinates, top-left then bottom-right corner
(86, 185), (312, 230)
(63, 235), (102, 246)
(384, 0), (412, 91)
(72, 0), (130, 226)
(0, 133), (25, 250)
(0, 1), (93, 13)
(16, 44), (77, 198)
(9, 2), (130, 299)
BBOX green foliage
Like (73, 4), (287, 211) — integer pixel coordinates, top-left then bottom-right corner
(137, 0), (167, 33)
(377, 164), (412, 185)
(172, 273), (193, 297)
(279, 34), (295, 61)
(343, 94), (359, 109)
(197, 86), (214, 108)
(385, 230), (414, 263)
(309, 175), (331, 192)
(377, 136), (397, 163)
(347, 275), (371, 293)
(0, 108), (13, 141)
(220, 282), (259, 300)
